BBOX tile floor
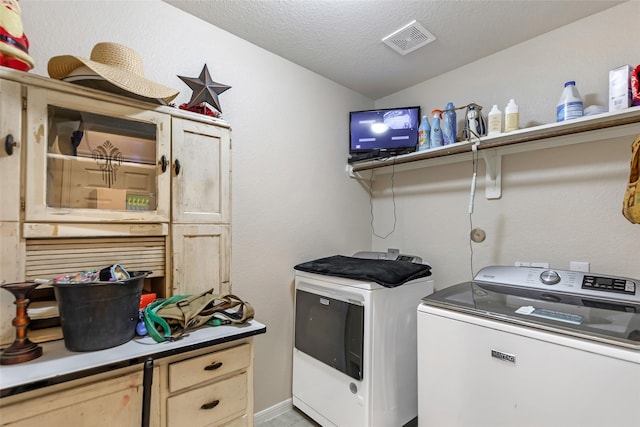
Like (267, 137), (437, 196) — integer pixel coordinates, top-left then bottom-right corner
(255, 407), (319, 427)
(255, 407), (417, 426)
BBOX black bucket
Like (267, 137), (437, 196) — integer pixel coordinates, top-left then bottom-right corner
(52, 271), (151, 352)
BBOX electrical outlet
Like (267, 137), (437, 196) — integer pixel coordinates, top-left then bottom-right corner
(570, 261), (590, 272)
(514, 261), (550, 268)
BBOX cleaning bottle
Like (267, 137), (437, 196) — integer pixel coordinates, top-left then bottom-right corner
(504, 99), (519, 132)
(417, 115), (431, 151)
(557, 81), (583, 122)
(487, 104), (502, 135)
(443, 102), (457, 145)
(429, 110), (443, 148)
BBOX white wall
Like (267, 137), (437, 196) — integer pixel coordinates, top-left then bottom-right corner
(17, 0), (640, 416)
(20, 0), (372, 413)
(373, 1), (640, 289)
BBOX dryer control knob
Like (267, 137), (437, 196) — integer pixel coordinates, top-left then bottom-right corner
(540, 270), (561, 285)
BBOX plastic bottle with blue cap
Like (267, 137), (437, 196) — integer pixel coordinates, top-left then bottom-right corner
(557, 81), (583, 122)
(443, 102), (457, 145)
(430, 110), (444, 148)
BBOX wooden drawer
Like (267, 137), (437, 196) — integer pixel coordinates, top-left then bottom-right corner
(0, 368), (149, 427)
(221, 415), (248, 427)
(168, 343), (250, 392)
(166, 372), (247, 427)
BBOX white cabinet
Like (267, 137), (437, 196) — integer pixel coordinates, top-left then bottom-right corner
(171, 117), (231, 296)
(0, 78), (23, 284)
(172, 224), (230, 295)
(23, 86), (172, 223)
(0, 78), (22, 225)
(0, 337), (259, 427)
(0, 366), (160, 427)
(0, 68), (232, 345)
(171, 117), (231, 224)
(162, 343), (253, 427)
(0, 68), (254, 427)
(0, 77), (25, 347)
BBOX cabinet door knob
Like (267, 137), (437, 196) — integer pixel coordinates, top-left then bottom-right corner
(200, 399), (220, 410)
(159, 155), (168, 172)
(5, 134), (16, 155)
(174, 158), (181, 175)
(204, 361), (223, 371)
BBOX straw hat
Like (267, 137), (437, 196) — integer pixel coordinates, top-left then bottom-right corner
(47, 42), (179, 104)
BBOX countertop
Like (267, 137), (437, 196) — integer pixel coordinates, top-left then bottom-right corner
(0, 320), (266, 397)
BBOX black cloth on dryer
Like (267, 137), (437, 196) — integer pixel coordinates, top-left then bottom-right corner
(294, 255), (431, 288)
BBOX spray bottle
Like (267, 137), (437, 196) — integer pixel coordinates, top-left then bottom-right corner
(430, 110), (444, 148)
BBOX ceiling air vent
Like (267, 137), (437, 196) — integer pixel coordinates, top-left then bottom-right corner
(382, 20), (436, 55)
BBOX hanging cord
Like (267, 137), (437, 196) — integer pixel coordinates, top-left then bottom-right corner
(369, 157), (397, 239)
(465, 114), (484, 280)
(366, 102), (485, 245)
(468, 141), (480, 279)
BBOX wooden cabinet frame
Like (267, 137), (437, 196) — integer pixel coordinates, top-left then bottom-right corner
(0, 69), (232, 348)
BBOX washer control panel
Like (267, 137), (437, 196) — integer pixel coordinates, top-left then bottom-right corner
(582, 275), (636, 294)
(474, 265), (639, 304)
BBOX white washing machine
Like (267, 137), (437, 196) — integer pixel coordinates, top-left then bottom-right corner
(293, 251), (434, 427)
(417, 265), (640, 427)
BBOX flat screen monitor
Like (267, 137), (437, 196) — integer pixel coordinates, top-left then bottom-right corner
(349, 106), (420, 155)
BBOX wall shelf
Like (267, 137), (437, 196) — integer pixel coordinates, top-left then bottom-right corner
(347, 106), (640, 199)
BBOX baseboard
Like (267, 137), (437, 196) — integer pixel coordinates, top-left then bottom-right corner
(253, 398), (293, 424)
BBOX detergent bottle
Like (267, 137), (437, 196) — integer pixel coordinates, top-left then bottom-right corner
(504, 99), (519, 132)
(430, 110), (444, 148)
(557, 81), (583, 122)
(487, 104), (502, 135)
(443, 102), (457, 145)
(417, 115), (431, 151)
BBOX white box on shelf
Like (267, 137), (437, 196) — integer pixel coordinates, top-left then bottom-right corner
(609, 65), (633, 111)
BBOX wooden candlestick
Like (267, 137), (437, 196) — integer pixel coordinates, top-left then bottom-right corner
(1, 281), (43, 365)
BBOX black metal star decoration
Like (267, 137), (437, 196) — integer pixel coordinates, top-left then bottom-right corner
(178, 64), (231, 113)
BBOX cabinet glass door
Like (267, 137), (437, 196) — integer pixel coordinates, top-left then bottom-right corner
(47, 106), (158, 211)
(25, 87), (170, 223)
(47, 106), (157, 211)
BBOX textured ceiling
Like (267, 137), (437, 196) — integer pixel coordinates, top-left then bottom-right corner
(163, 0), (624, 99)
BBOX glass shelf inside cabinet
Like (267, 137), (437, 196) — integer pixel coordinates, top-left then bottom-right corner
(47, 106), (158, 211)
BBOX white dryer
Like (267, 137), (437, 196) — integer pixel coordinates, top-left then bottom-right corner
(293, 251), (433, 427)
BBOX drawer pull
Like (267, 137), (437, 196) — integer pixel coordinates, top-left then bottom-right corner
(200, 399), (220, 410)
(204, 361), (223, 371)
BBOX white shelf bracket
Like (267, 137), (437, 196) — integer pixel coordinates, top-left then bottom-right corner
(481, 149), (502, 199)
(346, 163), (369, 180)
